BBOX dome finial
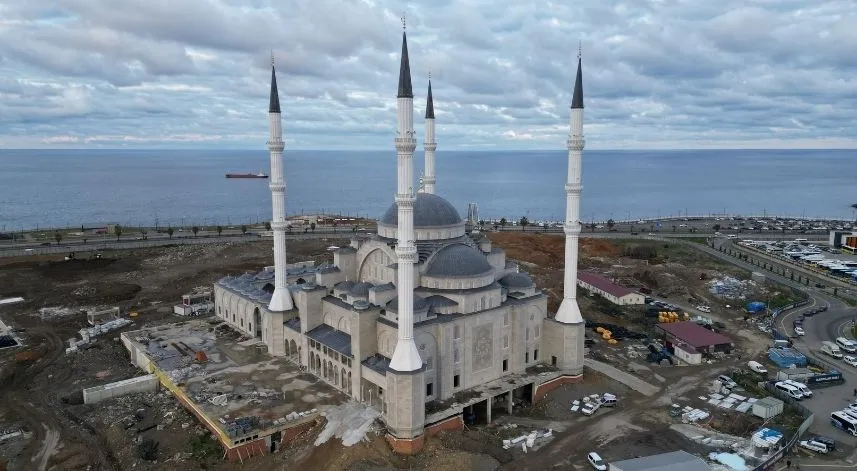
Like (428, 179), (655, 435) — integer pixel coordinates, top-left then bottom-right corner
(401, 13), (406, 31)
(578, 40), (581, 60)
(271, 49), (275, 67)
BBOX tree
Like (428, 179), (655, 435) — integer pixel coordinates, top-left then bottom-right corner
(114, 224), (122, 241)
(264, 222), (272, 231)
(590, 223), (597, 232)
(216, 225), (223, 236)
(478, 219), (485, 227)
(542, 223), (548, 232)
(310, 222), (316, 233)
(713, 224), (721, 232)
(54, 232), (62, 245)
(332, 221), (338, 233)
(607, 219), (615, 231)
(500, 218), (507, 228)
(192, 226), (199, 237)
(672, 225), (677, 233)
(140, 229), (148, 240)
(240, 225), (247, 236)
(519, 216), (529, 232)
(167, 227), (174, 239)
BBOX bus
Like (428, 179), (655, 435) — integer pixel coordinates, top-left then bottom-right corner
(794, 238), (808, 245)
(831, 411), (857, 436)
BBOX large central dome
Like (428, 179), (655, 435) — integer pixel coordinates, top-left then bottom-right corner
(379, 193), (463, 228)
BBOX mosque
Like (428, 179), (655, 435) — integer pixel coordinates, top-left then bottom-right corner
(212, 27), (588, 453)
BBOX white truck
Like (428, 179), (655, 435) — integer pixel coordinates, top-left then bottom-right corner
(822, 341), (843, 359)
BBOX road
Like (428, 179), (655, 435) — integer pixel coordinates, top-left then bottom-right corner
(703, 237), (857, 450)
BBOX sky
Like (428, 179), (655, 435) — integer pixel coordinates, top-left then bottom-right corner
(0, 0), (855, 150)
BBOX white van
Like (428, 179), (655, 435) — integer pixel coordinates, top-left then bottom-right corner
(822, 341), (844, 359)
(774, 381), (804, 400)
(783, 379), (812, 398)
(836, 337), (857, 353)
(747, 361), (768, 374)
(600, 393), (618, 407)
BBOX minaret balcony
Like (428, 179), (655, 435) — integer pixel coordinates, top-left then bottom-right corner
(271, 221), (289, 231)
(395, 245), (418, 262)
(269, 183), (285, 192)
(565, 183), (582, 194)
(564, 222), (581, 235)
(395, 193), (415, 206)
(423, 142), (437, 151)
(567, 137), (585, 150)
(267, 141), (285, 152)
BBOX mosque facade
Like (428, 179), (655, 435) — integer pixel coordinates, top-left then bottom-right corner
(212, 29), (587, 454)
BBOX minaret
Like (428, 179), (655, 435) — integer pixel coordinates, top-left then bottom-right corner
(388, 25), (422, 373)
(422, 77), (436, 194)
(555, 49), (585, 325)
(266, 57), (294, 313)
(384, 20), (426, 450)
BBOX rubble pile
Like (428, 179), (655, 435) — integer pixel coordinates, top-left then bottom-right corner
(709, 276), (755, 300)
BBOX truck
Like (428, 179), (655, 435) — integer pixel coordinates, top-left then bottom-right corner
(822, 341), (843, 359)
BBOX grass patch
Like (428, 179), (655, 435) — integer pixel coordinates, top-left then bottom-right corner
(189, 434), (222, 463)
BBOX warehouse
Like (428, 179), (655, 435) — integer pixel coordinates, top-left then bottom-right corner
(577, 271), (645, 305)
(656, 321), (733, 354)
(609, 450), (711, 471)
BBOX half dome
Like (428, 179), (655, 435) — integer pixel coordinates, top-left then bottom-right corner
(425, 244), (493, 278)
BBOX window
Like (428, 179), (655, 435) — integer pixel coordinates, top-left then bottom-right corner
(526, 327), (530, 341)
(534, 349), (539, 361)
(504, 313), (510, 326)
(240, 319), (244, 327)
(535, 325), (540, 338)
(525, 352), (529, 363)
(426, 383), (433, 397)
(453, 375), (460, 388)
(502, 359), (508, 372)
(454, 347), (460, 363)
(504, 335), (509, 348)
(425, 357), (433, 370)
(453, 325), (461, 339)
(552, 356), (557, 366)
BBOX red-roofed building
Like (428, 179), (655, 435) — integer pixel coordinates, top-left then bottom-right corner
(577, 271), (645, 306)
(657, 321), (733, 354)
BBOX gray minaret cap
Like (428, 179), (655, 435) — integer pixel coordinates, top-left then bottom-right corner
(397, 31), (414, 98)
(425, 80), (434, 118)
(571, 57), (583, 109)
(269, 65), (281, 114)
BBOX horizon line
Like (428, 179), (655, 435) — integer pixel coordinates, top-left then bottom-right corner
(2, 147), (857, 152)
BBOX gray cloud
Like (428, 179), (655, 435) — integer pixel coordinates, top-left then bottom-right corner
(0, 0), (855, 149)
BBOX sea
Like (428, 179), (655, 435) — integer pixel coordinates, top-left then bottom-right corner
(0, 148), (855, 231)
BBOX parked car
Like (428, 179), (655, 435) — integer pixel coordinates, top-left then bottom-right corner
(587, 452), (608, 470)
(581, 402), (600, 416)
(747, 361), (768, 374)
(809, 436), (836, 451)
(844, 355), (857, 367)
(799, 439), (830, 454)
(717, 374), (738, 389)
(794, 326), (805, 336)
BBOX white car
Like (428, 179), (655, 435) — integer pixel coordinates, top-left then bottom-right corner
(844, 355), (857, 367)
(587, 452), (608, 470)
(799, 440), (829, 454)
(581, 402), (600, 416)
(794, 326), (805, 336)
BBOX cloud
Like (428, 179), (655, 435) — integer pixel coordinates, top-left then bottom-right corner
(0, 0), (855, 149)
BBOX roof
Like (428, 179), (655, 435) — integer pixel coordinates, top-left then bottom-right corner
(397, 31), (413, 98)
(379, 193), (463, 228)
(284, 317), (301, 332)
(362, 353), (391, 375)
(425, 243), (493, 277)
(269, 66), (281, 113)
(349, 281), (372, 297)
(306, 324), (352, 357)
(658, 321), (732, 348)
(571, 57), (583, 109)
(577, 271), (635, 298)
(425, 80), (434, 118)
(386, 295), (428, 313)
(755, 396), (785, 408)
(609, 451), (710, 471)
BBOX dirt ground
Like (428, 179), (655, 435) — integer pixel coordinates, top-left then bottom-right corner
(0, 233), (779, 470)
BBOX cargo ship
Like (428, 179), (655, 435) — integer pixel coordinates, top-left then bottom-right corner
(225, 172), (268, 179)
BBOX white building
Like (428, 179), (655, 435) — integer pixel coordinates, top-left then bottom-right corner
(213, 28), (587, 454)
(577, 271), (645, 305)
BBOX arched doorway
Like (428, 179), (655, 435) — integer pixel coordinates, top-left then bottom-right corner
(253, 307), (261, 338)
(289, 339), (297, 358)
(296, 278), (306, 284)
(341, 368), (347, 389)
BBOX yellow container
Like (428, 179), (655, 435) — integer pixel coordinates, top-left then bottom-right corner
(596, 327), (605, 334)
(608, 339), (618, 345)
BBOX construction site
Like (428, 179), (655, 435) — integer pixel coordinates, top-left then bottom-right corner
(0, 234), (812, 470)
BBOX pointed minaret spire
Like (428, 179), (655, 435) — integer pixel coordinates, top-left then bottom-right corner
(269, 53), (281, 114)
(425, 75), (434, 119)
(571, 46), (583, 110)
(422, 74), (437, 194)
(397, 16), (414, 99)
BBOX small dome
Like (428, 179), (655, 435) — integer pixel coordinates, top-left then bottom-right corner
(334, 280), (355, 292)
(349, 281), (372, 297)
(379, 193), (462, 228)
(425, 244), (493, 277)
(499, 272), (535, 288)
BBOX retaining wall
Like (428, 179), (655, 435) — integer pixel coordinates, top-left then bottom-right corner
(83, 374), (159, 404)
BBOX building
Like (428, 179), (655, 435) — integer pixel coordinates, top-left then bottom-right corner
(212, 28), (586, 454)
(844, 234), (857, 254)
(609, 450), (711, 471)
(829, 230), (857, 249)
(657, 321), (733, 354)
(577, 271), (645, 305)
